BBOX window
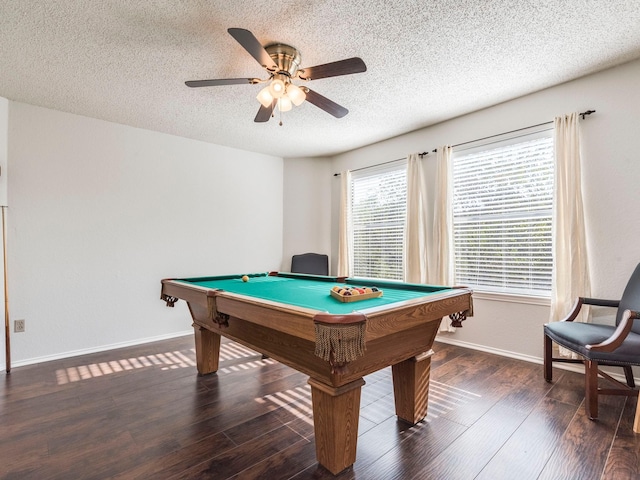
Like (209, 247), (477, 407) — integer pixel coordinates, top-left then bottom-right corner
(452, 131), (554, 296)
(350, 163), (406, 280)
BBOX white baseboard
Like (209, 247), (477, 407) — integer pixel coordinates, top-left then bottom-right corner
(435, 335), (542, 364)
(3, 330), (193, 370)
(435, 335), (640, 384)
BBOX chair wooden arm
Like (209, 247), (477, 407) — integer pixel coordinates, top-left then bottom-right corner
(586, 309), (640, 352)
(560, 297), (586, 322)
(560, 297), (620, 323)
(582, 297), (620, 308)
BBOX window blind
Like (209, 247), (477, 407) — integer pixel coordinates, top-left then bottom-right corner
(351, 164), (407, 280)
(452, 135), (554, 295)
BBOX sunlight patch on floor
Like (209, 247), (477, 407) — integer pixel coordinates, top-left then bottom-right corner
(256, 385), (314, 425)
(255, 375), (482, 428)
(55, 342), (268, 385)
(425, 380), (482, 421)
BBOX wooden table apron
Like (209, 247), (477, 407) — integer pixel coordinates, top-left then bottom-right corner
(160, 278), (472, 475)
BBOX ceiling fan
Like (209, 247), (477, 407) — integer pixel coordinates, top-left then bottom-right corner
(185, 28), (367, 124)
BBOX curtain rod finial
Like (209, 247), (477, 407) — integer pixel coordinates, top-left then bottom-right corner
(580, 109), (595, 120)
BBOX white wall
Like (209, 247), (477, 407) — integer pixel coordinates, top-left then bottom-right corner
(283, 58), (640, 362)
(281, 157), (332, 271)
(0, 98), (7, 370)
(2, 102), (283, 369)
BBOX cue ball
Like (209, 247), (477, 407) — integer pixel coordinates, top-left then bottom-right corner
(242, 275), (249, 282)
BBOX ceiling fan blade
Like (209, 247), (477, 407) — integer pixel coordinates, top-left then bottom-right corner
(228, 28), (277, 70)
(254, 99), (277, 122)
(185, 78), (257, 87)
(298, 57), (366, 81)
(304, 89), (349, 118)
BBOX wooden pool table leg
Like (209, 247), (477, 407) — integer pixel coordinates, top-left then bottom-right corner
(392, 350), (433, 424)
(308, 377), (365, 475)
(193, 323), (220, 375)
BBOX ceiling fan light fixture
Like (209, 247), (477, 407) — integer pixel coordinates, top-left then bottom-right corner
(278, 96), (292, 112)
(287, 83), (306, 106)
(256, 86), (274, 108)
(186, 28), (366, 123)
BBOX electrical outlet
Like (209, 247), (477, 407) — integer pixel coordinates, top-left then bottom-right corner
(14, 319), (25, 333)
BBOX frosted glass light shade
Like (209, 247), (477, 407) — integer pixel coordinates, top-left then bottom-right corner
(287, 83), (306, 106)
(256, 87), (273, 108)
(278, 96), (292, 112)
(269, 79), (286, 98)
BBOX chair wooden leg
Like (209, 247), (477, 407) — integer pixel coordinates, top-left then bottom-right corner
(544, 333), (553, 382)
(623, 365), (636, 388)
(585, 359), (599, 420)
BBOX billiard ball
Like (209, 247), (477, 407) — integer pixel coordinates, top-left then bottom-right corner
(242, 275), (249, 282)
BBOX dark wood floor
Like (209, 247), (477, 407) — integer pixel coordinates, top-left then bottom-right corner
(1, 334), (638, 480)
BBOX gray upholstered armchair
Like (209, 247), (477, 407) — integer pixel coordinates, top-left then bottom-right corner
(544, 263), (640, 420)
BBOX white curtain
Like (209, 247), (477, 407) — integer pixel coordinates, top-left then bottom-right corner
(337, 170), (352, 277)
(549, 113), (591, 331)
(404, 153), (429, 283)
(403, 148), (455, 331)
(429, 146), (455, 332)
(430, 146), (453, 286)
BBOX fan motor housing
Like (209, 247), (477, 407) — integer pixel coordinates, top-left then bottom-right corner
(265, 43), (301, 77)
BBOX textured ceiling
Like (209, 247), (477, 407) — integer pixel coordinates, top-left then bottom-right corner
(2, 1), (640, 159)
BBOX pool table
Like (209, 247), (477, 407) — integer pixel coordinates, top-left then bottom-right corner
(160, 272), (472, 474)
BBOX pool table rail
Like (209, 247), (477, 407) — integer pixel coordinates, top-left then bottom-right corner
(161, 277), (472, 342)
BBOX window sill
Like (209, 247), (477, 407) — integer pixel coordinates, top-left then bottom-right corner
(471, 290), (550, 306)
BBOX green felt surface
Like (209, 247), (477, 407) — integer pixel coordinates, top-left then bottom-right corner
(178, 273), (450, 315)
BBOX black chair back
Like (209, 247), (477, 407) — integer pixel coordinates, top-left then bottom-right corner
(291, 253), (329, 276)
(617, 263), (640, 334)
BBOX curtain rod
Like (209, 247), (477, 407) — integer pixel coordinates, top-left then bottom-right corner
(333, 109), (595, 176)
